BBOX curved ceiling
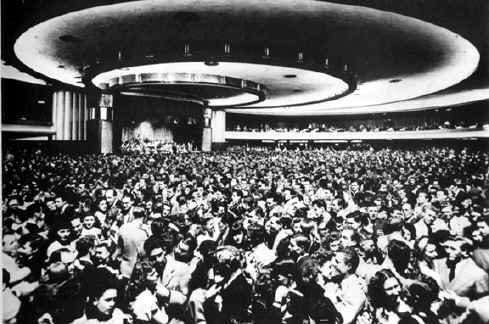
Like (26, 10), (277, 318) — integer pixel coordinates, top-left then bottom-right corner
(8, 0), (489, 115)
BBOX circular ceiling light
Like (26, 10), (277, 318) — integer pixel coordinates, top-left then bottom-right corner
(96, 70), (267, 107)
(92, 62), (353, 108)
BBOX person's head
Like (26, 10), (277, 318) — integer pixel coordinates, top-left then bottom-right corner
(297, 256), (319, 285)
(265, 216), (282, 234)
(476, 216), (489, 239)
(75, 235), (95, 257)
(289, 234), (310, 260)
(55, 196), (65, 209)
(401, 223), (416, 242)
(105, 189), (116, 205)
(82, 214), (97, 230)
(70, 215), (83, 237)
(331, 248), (360, 277)
(422, 208), (437, 225)
(406, 279), (439, 312)
(174, 234), (197, 263)
(417, 191), (429, 205)
(86, 269), (119, 319)
(401, 203), (412, 217)
(416, 236), (438, 262)
(292, 218), (303, 234)
(94, 242), (111, 265)
(96, 199), (108, 213)
(143, 236), (168, 273)
(214, 245), (243, 280)
(198, 239), (218, 261)
(368, 269), (403, 310)
(312, 199), (326, 215)
(3, 234), (19, 256)
(46, 199), (57, 211)
(340, 227), (361, 248)
(121, 195), (133, 212)
(443, 238), (467, 263)
(349, 181), (360, 193)
(54, 221), (72, 243)
(387, 239), (411, 274)
(18, 233), (44, 257)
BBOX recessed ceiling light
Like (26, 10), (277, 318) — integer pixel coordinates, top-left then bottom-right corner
(37, 100), (46, 104)
(389, 78), (402, 83)
(284, 74), (297, 78)
(204, 60), (218, 66)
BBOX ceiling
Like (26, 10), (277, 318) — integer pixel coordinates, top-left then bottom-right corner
(3, 0), (489, 115)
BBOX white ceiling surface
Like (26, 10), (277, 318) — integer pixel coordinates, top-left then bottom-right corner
(1, 61), (47, 85)
(13, 0), (486, 115)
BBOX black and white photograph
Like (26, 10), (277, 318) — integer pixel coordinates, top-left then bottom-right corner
(2, 0), (489, 323)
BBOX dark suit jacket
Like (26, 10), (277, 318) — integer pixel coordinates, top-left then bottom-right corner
(204, 273), (252, 324)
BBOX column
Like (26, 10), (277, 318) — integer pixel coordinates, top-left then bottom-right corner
(63, 90), (72, 140)
(51, 92), (57, 139)
(86, 92), (114, 153)
(201, 107), (212, 152)
(55, 91), (65, 140)
(83, 95), (88, 140)
(211, 110), (226, 150)
(78, 93), (83, 140)
(72, 92), (79, 140)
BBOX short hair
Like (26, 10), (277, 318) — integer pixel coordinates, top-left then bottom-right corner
(215, 245), (243, 272)
(291, 234), (311, 252)
(76, 235), (96, 256)
(84, 268), (119, 301)
(339, 247), (360, 273)
(150, 219), (168, 236)
(133, 206), (145, 219)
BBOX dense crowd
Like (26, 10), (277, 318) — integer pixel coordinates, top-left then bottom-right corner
(229, 121), (486, 133)
(120, 138), (195, 154)
(3, 145), (489, 324)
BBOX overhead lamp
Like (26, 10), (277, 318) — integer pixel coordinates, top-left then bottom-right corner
(224, 43), (231, 54)
(118, 51), (122, 61)
(324, 58), (329, 67)
(263, 47), (271, 58)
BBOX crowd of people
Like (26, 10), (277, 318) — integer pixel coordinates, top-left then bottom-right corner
(3, 144), (489, 324)
(228, 121), (485, 133)
(120, 138), (195, 154)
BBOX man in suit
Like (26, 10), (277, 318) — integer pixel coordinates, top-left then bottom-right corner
(120, 194), (135, 225)
(189, 245), (252, 324)
(433, 237), (489, 300)
(117, 207), (148, 278)
(143, 234), (192, 322)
